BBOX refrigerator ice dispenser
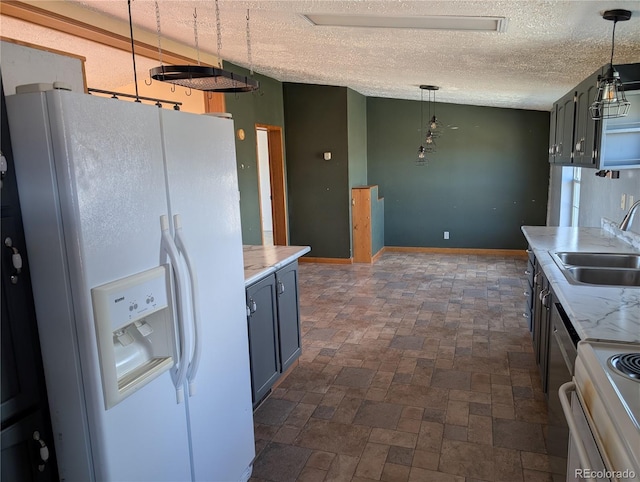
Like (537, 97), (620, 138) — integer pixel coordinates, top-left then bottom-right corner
(92, 265), (175, 409)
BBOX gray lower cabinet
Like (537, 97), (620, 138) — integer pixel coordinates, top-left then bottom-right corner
(275, 261), (302, 372)
(532, 265), (552, 394)
(246, 261), (302, 406)
(246, 274), (280, 405)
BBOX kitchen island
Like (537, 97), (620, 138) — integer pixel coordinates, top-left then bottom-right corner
(242, 244), (310, 407)
(522, 225), (640, 343)
(243, 244), (311, 286)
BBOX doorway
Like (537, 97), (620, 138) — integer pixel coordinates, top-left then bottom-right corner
(255, 125), (288, 246)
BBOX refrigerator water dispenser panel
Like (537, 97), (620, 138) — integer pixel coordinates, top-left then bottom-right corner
(92, 266), (175, 409)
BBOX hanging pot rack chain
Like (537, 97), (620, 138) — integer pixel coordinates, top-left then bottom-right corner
(193, 8), (201, 66)
(154, 1), (163, 67)
(215, 0), (222, 68)
(246, 9), (254, 76)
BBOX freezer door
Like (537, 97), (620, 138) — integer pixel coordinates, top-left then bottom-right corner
(7, 90), (192, 481)
(160, 109), (255, 481)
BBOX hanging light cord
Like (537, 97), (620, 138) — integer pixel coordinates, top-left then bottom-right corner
(609, 19), (618, 68)
(420, 89), (424, 141)
(127, 0), (140, 102)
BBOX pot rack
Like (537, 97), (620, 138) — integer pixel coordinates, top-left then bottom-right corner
(149, 0), (259, 93)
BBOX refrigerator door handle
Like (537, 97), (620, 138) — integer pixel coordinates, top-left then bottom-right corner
(160, 214), (189, 404)
(173, 214), (202, 397)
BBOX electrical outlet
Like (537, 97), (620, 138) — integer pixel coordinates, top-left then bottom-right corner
(621, 194), (627, 210)
(444, 231), (450, 240)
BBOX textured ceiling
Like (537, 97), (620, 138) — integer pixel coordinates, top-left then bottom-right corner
(2, 1), (640, 110)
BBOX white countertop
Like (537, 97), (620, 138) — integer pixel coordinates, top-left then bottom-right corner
(521, 226), (640, 343)
(243, 245), (311, 286)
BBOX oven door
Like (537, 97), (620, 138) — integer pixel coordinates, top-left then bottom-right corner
(559, 382), (610, 482)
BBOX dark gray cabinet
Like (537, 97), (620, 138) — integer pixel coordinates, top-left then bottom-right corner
(548, 62), (640, 168)
(573, 71), (600, 167)
(531, 264), (552, 394)
(551, 90), (576, 165)
(523, 248), (535, 332)
(246, 274), (280, 405)
(246, 261), (302, 406)
(275, 261), (302, 372)
(1, 83), (57, 481)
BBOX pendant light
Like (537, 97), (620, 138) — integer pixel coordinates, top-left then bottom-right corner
(150, 0), (259, 93)
(422, 85), (438, 152)
(416, 86), (427, 165)
(589, 9), (632, 120)
(429, 86), (440, 132)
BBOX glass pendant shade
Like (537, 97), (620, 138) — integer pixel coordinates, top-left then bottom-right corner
(418, 146), (426, 159)
(589, 70), (630, 120)
(425, 131), (434, 144)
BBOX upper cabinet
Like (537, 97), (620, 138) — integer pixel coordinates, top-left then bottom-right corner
(548, 63), (640, 169)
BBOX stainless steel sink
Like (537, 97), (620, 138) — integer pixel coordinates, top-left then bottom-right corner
(554, 252), (640, 269)
(565, 266), (640, 287)
(550, 251), (640, 287)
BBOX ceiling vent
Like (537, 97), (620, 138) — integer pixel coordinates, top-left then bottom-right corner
(301, 14), (508, 33)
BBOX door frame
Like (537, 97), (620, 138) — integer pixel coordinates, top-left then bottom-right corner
(255, 124), (288, 245)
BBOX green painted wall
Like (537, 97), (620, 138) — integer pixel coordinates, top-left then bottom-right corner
(347, 89), (368, 187)
(367, 97), (549, 249)
(283, 83), (351, 258)
(223, 62), (285, 245)
(347, 88), (367, 255)
(371, 185), (385, 256)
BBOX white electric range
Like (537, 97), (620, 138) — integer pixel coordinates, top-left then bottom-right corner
(560, 340), (639, 482)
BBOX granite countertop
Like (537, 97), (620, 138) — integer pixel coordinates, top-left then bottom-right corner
(521, 225), (640, 343)
(243, 245), (311, 286)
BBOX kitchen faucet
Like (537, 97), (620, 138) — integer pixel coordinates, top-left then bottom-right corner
(619, 199), (640, 231)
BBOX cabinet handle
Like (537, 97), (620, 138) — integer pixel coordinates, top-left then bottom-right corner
(523, 312), (529, 319)
(539, 288), (548, 302)
(524, 290), (530, 297)
(248, 299), (257, 314)
(557, 143), (562, 155)
(534, 273), (540, 285)
(32, 431), (50, 472)
(277, 280), (285, 295)
(541, 290), (551, 308)
(524, 269), (531, 276)
(4, 237), (23, 284)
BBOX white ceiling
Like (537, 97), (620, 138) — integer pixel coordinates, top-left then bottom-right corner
(2, 1), (640, 111)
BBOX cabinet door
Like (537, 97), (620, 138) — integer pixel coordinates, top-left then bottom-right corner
(1, 84), (57, 480)
(246, 274), (280, 405)
(555, 91), (576, 164)
(276, 262), (302, 372)
(548, 105), (557, 163)
(1, 411), (56, 482)
(573, 73), (599, 166)
(538, 277), (552, 394)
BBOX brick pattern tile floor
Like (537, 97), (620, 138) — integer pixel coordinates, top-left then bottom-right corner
(250, 252), (562, 482)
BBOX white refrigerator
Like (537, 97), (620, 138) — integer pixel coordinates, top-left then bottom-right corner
(6, 89), (255, 482)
